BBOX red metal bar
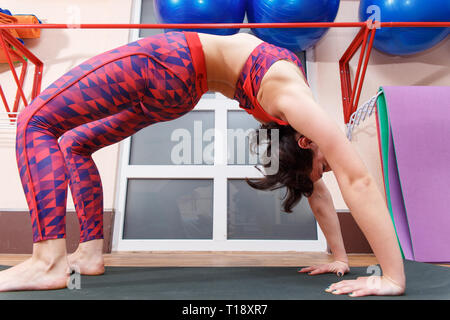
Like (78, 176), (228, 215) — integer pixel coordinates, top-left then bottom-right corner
(11, 51), (28, 113)
(349, 26), (370, 111)
(0, 21), (449, 30)
(0, 30), (43, 100)
(338, 22), (382, 123)
(0, 30), (44, 120)
(380, 22), (450, 27)
(0, 32), (28, 108)
(0, 37), (28, 122)
(340, 27), (367, 64)
(0, 22), (367, 30)
(31, 60), (43, 99)
(339, 61), (351, 122)
(339, 27), (367, 123)
(352, 27), (377, 115)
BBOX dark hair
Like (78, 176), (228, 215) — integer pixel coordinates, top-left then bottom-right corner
(246, 122), (314, 213)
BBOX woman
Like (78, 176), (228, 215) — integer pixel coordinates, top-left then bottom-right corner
(0, 31), (405, 296)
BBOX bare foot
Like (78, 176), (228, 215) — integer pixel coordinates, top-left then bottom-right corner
(0, 256), (69, 292)
(68, 251), (105, 275)
(68, 239), (105, 276)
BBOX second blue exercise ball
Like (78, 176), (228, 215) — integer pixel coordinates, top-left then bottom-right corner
(359, 0), (450, 56)
(247, 0), (341, 52)
(153, 0), (246, 35)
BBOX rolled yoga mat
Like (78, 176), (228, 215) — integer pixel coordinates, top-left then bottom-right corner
(376, 86), (450, 263)
(0, 260), (449, 300)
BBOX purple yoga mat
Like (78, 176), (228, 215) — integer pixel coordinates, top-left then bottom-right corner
(383, 86), (450, 262)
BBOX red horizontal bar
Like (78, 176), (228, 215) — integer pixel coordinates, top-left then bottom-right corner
(0, 21), (449, 30)
(0, 22), (365, 29)
(381, 21), (450, 27)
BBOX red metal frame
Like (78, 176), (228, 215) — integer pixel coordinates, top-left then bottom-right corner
(1, 21), (449, 125)
(0, 29), (43, 122)
(339, 23), (378, 123)
(1, 21), (448, 29)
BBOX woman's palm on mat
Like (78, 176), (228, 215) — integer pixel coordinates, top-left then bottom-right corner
(326, 275), (405, 297)
(299, 261), (405, 297)
(298, 261), (350, 277)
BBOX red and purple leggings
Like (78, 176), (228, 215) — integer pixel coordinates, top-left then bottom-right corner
(15, 32), (208, 243)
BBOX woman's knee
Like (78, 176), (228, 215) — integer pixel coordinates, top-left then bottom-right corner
(15, 107), (33, 132)
(59, 130), (95, 156)
(59, 131), (79, 154)
(16, 107), (60, 138)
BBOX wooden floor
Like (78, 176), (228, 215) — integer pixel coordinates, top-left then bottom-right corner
(0, 252), (448, 268)
(0, 252), (378, 267)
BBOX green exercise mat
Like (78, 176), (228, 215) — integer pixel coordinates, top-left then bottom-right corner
(376, 87), (408, 259)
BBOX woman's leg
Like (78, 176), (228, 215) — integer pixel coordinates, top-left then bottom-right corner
(59, 104), (154, 274)
(16, 54), (149, 241)
(1, 32), (200, 291)
(0, 53), (151, 291)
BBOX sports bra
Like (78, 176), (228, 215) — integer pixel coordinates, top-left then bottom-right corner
(233, 42), (308, 126)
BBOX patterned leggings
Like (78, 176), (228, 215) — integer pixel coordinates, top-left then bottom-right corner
(15, 32), (207, 243)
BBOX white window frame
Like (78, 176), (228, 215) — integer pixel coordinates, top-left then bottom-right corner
(112, 0), (326, 252)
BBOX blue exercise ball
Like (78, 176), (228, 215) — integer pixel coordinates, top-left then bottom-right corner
(247, 0), (341, 52)
(154, 0), (246, 35)
(359, 0), (450, 56)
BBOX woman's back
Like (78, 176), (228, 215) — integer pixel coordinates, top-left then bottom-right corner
(198, 32), (264, 98)
(198, 32), (310, 123)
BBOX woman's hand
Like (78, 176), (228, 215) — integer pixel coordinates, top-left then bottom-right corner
(325, 275), (405, 297)
(298, 260), (349, 277)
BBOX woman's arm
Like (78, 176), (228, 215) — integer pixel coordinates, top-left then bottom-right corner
(276, 88), (405, 295)
(298, 179), (350, 276)
(308, 179), (347, 263)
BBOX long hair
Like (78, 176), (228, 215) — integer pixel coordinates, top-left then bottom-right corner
(246, 122), (314, 213)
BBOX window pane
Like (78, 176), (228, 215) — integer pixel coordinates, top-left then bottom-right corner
(129, 111), (214, 165)
(228, 180), (317, 240)
(227, 111), (261, 166)
(123, 179), (213, 239)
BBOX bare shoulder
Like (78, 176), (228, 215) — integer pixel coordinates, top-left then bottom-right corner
(265, 59), (307, 83)
(259, 66), (313, 121)
(275, 86), (338, 144)
(260, 61), (310, 102)
(276, 87), (368, 183)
